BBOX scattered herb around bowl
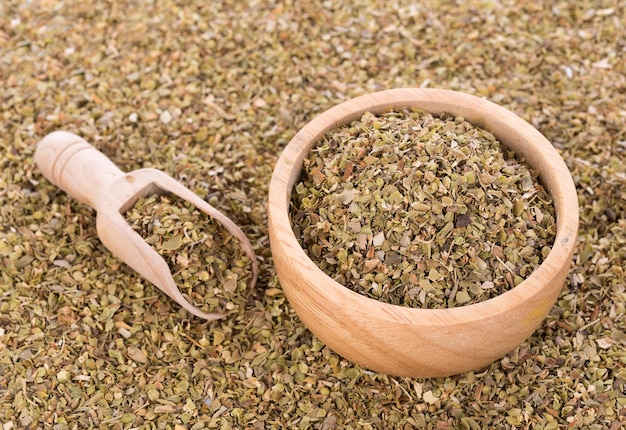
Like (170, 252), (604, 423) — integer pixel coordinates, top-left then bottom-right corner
(125, 194), (253, 315)
(291, 110), (557, 308)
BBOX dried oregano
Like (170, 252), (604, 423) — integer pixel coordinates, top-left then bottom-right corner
(125, 194), (253, 315)
(291, 109), (556, 308)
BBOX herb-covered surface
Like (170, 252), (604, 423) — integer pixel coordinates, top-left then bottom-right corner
(1, 1), (625, 428)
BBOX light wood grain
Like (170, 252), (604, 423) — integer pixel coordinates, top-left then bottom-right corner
(268, 88), (578, 377)
(35, 131), (258, 321)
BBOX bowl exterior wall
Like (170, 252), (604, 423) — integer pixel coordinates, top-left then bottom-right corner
(270, 224), (571, 377)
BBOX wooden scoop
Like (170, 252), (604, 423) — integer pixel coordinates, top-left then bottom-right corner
(34, 131), (258, 321)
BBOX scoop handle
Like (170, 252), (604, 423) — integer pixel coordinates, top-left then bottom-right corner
(34, 131), (125, 209)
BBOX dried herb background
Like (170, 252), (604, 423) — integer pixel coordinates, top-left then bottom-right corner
(1, 1), (625, 429)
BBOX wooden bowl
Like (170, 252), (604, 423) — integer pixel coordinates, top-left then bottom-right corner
(268, 88), (578, 378)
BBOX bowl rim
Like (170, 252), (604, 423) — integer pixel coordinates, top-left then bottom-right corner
(268, 88), (579, 326)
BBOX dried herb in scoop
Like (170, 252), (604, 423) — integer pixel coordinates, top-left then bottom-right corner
(125, 194), (253, 315)
(291, 109), (556, 308)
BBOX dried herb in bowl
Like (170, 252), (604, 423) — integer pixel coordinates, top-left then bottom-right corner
(291, 109), (557, 309)
(125, 194), (253, 315)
